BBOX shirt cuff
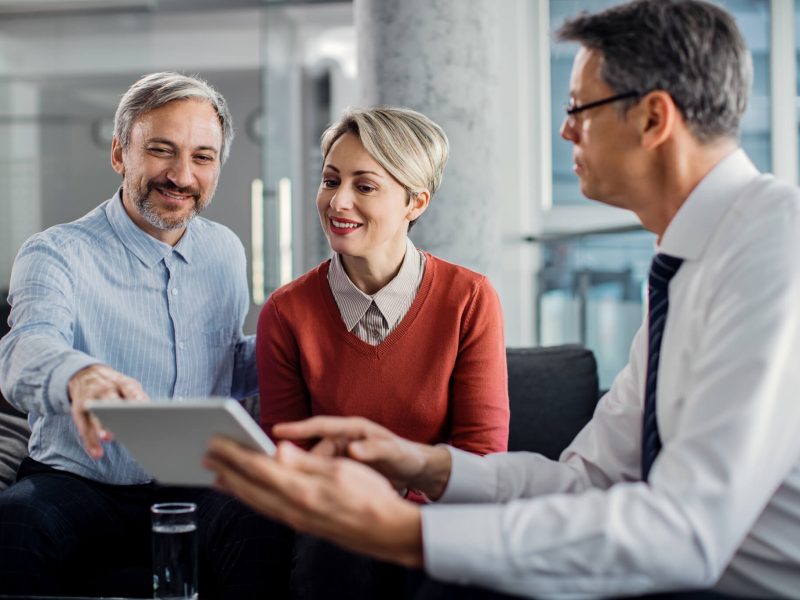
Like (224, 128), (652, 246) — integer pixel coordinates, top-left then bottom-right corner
(421, 503), (508, 588)
(439, 446), (499, 503)
(47, 354), (103, 414)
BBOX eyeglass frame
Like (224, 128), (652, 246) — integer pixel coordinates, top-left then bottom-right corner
(564, 91), (643, 123)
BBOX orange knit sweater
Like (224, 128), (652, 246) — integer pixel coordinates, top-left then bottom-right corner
(257, 253), (509, 455)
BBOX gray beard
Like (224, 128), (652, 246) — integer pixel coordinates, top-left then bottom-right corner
(134, 191), (204, 231)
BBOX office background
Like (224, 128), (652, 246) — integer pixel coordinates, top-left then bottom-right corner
(0, 0), (791, 388)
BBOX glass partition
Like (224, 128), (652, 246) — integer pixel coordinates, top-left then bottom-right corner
(0, 0), (354, 334)
(535, 228), (655, 389)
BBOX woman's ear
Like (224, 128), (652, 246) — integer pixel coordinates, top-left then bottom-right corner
(640, 90), (677, 151)
(408, 190), (430, 221)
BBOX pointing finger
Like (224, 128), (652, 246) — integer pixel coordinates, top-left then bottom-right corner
(274, 416), (377, 441)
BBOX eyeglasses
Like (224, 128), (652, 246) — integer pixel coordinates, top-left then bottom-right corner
(564, 91), (642, 124)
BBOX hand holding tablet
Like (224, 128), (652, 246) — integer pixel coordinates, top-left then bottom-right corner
(85, 398), (276, 486)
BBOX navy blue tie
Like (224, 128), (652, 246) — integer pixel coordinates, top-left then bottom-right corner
(641, 253), (683, 482)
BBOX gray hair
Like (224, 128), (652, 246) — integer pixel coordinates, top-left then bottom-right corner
(114, 72), (234, 164)
(321, 106), (449, 230)
(558, 0), (752, 143)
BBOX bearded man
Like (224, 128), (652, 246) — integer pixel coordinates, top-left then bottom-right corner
(0, 72), (291, 599)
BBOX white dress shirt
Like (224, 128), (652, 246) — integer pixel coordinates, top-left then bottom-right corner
(421, 150), (800, 599)
(327, 237), (425, 345)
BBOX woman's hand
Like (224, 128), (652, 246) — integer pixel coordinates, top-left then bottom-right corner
(273, 416), (452, 499)
(204, 438), (423, 567)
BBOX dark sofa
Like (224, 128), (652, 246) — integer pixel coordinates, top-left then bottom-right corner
(0, 344), (599, 490)
(506, 344), (598, 458)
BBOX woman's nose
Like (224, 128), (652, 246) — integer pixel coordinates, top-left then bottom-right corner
(329, 188), (353, 211)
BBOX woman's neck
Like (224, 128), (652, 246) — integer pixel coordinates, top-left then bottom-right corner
(340, 241), (408, 295)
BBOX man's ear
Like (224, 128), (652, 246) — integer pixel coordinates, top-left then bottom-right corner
(640, 91), (676, 150)
(408, 190), (430, 222)
(111, 136), (125, 176)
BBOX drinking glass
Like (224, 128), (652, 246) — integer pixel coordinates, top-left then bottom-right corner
(151, 502), (198, 600)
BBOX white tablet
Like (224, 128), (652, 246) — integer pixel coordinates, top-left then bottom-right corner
(85, 398), (276, 486)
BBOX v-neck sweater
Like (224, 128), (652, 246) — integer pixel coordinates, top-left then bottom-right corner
(257, 253), (509, 455)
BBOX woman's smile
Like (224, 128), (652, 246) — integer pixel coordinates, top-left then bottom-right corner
(328, 216), (364, 236)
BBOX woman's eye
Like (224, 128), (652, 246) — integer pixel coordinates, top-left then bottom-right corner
(357, 185), (376, 194)
(322, 178), (339, 189)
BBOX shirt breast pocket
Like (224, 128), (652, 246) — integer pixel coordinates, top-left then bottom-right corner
(201, 327), (235, 348)
(196, 327), (236, 394)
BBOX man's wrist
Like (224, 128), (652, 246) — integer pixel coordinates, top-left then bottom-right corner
(374, 498), (424, 568)
(52, 356), (101, 412)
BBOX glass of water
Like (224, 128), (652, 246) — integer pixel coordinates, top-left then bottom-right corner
(151, 502), (198, 600)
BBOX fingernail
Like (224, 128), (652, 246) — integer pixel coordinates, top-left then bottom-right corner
(279, 441), (298, 458)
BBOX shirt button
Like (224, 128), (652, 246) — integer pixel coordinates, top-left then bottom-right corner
(178, 342), (185, 350)
(171, 288), (178, 296)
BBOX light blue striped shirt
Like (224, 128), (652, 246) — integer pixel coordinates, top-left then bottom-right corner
(0, 191), (256, 484)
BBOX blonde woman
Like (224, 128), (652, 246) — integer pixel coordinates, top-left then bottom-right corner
(254, 106), (509, 598)
(257, 106), (509, 459)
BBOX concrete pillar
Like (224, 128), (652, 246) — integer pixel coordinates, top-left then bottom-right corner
(355, 0), (542, 344)
(356, 0), (503, 277)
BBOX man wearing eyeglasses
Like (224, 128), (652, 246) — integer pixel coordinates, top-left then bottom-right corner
(204, 1), (800, 598)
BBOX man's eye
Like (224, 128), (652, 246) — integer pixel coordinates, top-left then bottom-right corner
(195, 155), (214, 163)
(149, 147), (170, 155)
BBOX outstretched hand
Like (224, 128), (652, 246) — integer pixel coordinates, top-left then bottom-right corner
(68, 364), (148, 459)
(204, 437), (424, 567)
(273, 416), (452, 500)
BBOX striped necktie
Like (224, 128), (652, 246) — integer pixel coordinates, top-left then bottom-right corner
(641, 253), (684, 482)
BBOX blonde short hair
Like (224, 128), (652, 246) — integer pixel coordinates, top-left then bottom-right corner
(320, 107), (449, 218)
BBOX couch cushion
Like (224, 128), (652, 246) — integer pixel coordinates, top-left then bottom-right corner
(506, 345), (599, 459)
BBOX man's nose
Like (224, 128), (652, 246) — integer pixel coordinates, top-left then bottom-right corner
(166, 156), (194, 189)
(560, 117), (578, 142)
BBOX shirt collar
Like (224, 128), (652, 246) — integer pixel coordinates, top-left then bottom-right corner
(372, 237), (422, 328)
(105, 189), (195, 268)
(328, 238), (421, 331)
(658, 148), (760, 261)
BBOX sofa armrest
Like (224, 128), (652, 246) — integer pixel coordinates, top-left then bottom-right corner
(0, 411), (29, 490)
